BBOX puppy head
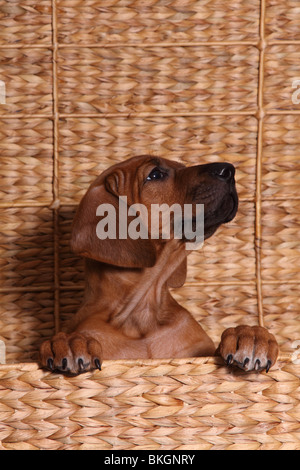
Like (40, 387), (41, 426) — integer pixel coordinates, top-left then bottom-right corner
(179, 161), (238, 240)
(104, 155), (238, 241)
(71, 155), (238, 270)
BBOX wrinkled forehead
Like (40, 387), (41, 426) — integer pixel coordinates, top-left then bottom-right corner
(124, 154), (184, 170)
(96, 155), (186, 202)
(137, 155), (181, 171)
(107, 155), (185, 181)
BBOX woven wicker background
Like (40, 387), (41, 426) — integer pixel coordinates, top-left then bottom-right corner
(0, 0), (299, 450)
(0, 0), (299, 363)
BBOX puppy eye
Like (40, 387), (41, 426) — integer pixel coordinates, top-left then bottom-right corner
(146, 167), (167, 181)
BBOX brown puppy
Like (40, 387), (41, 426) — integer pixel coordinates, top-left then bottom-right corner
(40, 155), (278, 375)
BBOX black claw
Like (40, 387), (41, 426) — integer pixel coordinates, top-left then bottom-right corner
(62, 358), (68, 370)
(47, 358), (54, 371)
(95, 358), (101, 370)
(226, 354), (233, 366)
(243, 357), (250, 368)
(78, 358), (84, 372)
(266, 360), (272, 373)
(255, 359), (261, 371)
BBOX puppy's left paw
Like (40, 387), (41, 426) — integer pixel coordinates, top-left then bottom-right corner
(218, 325), (279, 372)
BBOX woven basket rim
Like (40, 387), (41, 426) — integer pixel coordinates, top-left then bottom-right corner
(0, 353), (293, 374)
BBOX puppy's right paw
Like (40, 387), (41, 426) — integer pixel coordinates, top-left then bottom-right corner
(39, 332), (102, 375)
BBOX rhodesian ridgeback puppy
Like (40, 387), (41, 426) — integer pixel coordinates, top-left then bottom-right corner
(40, 155), (278, 375)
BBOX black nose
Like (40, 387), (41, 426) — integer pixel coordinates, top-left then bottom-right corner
(208, 163), (235, 182)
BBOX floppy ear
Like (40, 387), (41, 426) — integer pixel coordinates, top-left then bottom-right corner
(167, 258), (187, 288)
(70, 177), (157, 268)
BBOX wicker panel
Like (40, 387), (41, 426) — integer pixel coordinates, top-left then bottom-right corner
(0, 119), (53, 204)
(57, 46), (259, 115)
(58, 206), (84, 287)
(265, 0), (300, 41)
(59, 289), (84, 318)
(0, 0), (52, 45)
(0, 291), (54, 364)
(261, 200), (300, 282)
(0, 208), (54, 289)
(0, 360), (299, 450)
(173, 284), (258, 345)
(264, 45), (300, 112)
(263, 284), (300, 355)
(188, 202), (255, 283)
(0, 0), (299, 452)
(0, 48), (53, 115)
(58, 116), (257, 204)
(57, 0), (260, 45)
(262, 115), (300, 199)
